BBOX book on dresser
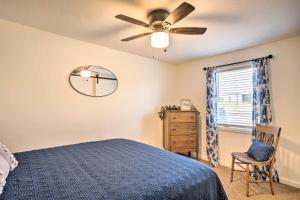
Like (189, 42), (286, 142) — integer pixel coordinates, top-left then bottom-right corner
(163, 110), (200, 160)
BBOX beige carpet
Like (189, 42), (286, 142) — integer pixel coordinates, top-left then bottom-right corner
(214, 164), (300, 200)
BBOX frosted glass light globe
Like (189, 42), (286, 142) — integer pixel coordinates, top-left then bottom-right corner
(151, 32), (169, 48)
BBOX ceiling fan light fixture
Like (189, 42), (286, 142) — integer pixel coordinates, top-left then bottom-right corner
(116, 3), (206, 48)
(151, 31), (169, 48)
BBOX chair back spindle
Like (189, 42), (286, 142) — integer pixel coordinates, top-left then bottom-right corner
(255, 124), (281, 162)
(231, 124), (281, 196)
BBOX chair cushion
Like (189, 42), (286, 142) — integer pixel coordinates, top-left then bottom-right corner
(231, 152), (257, 164)
(247, 140), (273, 161)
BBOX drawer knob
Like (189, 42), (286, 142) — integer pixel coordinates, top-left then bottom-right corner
(191, 117), (194, 119)
(172, 129), (176, 131)
(173, 117), (176, 119)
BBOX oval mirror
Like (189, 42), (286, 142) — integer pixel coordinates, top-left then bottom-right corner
(69, 65), (118, 97)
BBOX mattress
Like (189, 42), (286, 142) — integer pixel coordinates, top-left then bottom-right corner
(1, 139), (227, 200)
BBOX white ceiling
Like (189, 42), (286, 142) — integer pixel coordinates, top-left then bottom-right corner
(0, 0), (300, 64)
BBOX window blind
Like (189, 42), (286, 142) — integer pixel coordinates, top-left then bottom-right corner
(217, 65), (253, 128)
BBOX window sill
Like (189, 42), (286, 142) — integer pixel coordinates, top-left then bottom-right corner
(217, 126), (252, 134)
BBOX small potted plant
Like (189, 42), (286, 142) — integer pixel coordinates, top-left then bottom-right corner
(158, 103), (198, 120)
(158, 105), (181, 120)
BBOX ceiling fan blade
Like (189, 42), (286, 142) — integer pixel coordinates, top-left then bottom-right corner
(164, 2), (195, 25)
(121, 32), (152, 41)
(115, 14), (149, 28)
(170, 27), (207, 35)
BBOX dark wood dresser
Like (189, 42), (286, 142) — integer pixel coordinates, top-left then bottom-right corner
(163, 110), (200, 159)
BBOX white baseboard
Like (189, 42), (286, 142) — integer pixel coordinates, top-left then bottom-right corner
(280, 177), (300, 189)
(199, 157), (300, 189)
(218, 159), (300, 189)
(200, 154), (208, 161)
(219, 160), (231, 168)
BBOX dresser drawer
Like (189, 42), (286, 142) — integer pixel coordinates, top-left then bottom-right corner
(171, 147), (197, 154)
(170, 123), (197, 136)
(169, 112), (197, 123)
(170, 135), (197, 149)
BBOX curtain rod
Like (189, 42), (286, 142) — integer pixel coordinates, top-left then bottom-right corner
(202, 54), (273, 71)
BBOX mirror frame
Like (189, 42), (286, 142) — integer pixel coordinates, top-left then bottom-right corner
(69, 66), (118, 97)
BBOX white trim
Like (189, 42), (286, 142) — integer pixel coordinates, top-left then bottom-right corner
(280, 177), (300, 189)
(218, 126), (252, 134)
(219, 159), (231, 168)
(217, 159), (300, 189)
(200, 154), (209, 161)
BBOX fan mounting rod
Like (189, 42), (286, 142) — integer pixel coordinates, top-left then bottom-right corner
(148, 9), (170, 30)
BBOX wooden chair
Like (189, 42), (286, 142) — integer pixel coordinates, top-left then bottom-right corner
(230, 124), (281, 197)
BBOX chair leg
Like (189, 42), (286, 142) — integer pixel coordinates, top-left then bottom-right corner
(230, 156), (235, 182)
(269, 167), (275, 195)
(246, 164), (250, 197)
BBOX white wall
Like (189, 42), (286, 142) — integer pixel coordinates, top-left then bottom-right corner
(0, 19), (177, 152)
(1, 18), (299, 189)
(176, 35), (300, 188)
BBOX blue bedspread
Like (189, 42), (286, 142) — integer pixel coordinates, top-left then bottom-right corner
(2, 139), (227, 200)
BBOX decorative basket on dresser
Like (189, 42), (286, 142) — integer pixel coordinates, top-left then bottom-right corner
(163, 110), (200, 159)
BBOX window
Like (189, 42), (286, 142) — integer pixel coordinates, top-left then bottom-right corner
(216, 64), (253, 130)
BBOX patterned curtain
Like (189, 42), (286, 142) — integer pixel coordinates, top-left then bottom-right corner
(252, 58), (279, 182)
(252, 57), (272, 137)
(206, 67), (219, 167)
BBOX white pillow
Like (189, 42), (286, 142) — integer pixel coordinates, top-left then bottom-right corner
(0, 143), (18, 171)
(0, 155), (10, 195)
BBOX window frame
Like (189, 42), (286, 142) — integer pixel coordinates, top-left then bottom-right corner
(216, 62), (253, 133)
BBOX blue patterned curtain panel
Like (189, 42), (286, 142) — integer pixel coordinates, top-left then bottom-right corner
(252, 57), (272, 137)
(251, 58), (279, 182)
(206, 67), (219, 167)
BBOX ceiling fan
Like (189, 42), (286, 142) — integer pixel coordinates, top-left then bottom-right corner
(115, 2), (207, 49)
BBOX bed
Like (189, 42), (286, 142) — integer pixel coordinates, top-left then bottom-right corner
(1, 139), (227, 200)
